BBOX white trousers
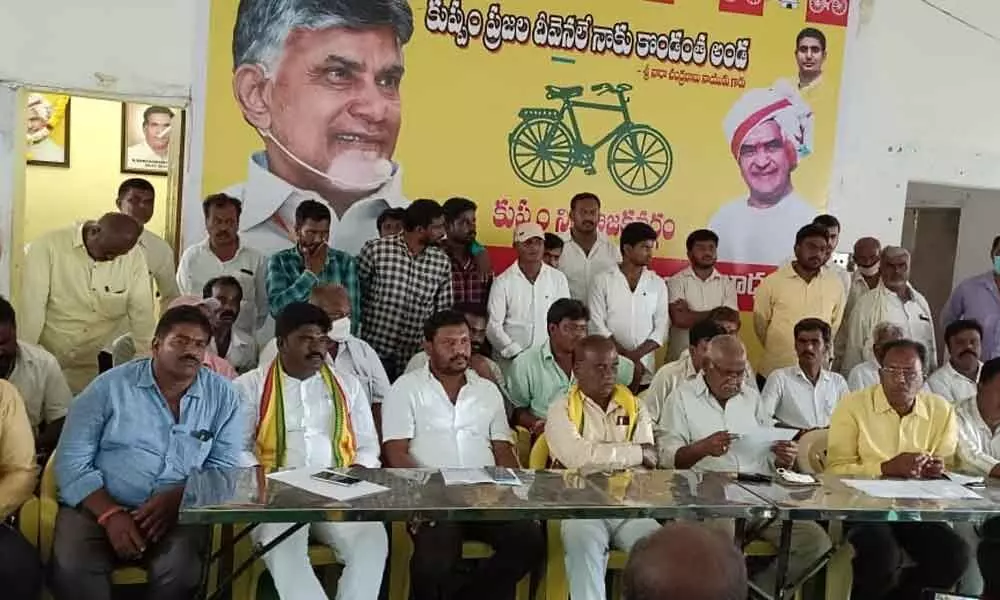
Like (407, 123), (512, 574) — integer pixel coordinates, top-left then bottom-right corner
(561, 518), (661, 600)
(252, 521), (387, 600)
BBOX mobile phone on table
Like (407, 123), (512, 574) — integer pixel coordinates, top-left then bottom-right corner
(923, 591), (977, 599)
(492, 468), (522, 486)
(736, 472), (772, 484)
(310, 470), (362, 486)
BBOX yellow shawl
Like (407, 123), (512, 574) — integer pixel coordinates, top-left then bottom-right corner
(566, 383), (639, 441)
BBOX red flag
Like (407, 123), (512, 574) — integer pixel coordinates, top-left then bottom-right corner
(718, 0), (764, 17)
(806, 0), (849, 27)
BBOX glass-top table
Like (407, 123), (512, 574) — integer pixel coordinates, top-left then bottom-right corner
(180, 467), (776, 525)
(740, 474), (1000, 522)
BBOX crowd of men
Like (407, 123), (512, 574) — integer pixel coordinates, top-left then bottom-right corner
(1, 176), (1000, 600)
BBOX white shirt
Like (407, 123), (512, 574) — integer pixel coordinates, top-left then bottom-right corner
(126, 141), (169, 171)
(176, 238), (269, 339)
(665, 266), (738, 360)
(955, 396), (1000, 476)
(846, 360), (880, 392)
(138, 229), (179, 314)
(486, 262), (570, 359)
(259, 335), (391, 404)
(210, 329), (258, 374)
(708, 191), (818, 266)
(657, 375), (772, 473)
(235, 366), (380, 469)
(7, 341), (73, 430)
(645, 355), (699, 439)
(926, 361), (980, 404)
(760, 365), (849, 429)
(221, 152), (408, 257)
(381, 365), (512, 468)
(844, 282), (937, 373)
(558, 233), (622, 301)
(589, 267), (669, 373)
(827, 263), (851, 298)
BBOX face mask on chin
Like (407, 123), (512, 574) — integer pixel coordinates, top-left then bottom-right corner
(259, 128), (392, 192)
(993, 256), (1000, 275)
(327, 317), (351, 343)
(857, 264), (879, 277)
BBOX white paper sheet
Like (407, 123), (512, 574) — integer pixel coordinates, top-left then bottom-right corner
(724, 484), (764, 504)
(842, 479), (983, 500)
(440, 468), (494, 486)
(945, 472), (986, 487)
(267, 468), (389, 501)
(730, 427), (798, 456)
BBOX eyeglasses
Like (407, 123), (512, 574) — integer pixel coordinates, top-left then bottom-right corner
(880, 367), (922, 382)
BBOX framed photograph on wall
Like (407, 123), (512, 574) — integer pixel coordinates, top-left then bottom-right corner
(121, 102), (180, 175)
(26, 93), (71, 168)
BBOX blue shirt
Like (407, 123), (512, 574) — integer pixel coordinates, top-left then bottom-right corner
(56, 359), (246, 508)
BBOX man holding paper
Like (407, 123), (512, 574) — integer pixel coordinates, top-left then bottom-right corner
(235, 302), (386, 600)
(827, 338), (968, 599)
(382, 309), (543, 600)
(657, 335), (831, 593)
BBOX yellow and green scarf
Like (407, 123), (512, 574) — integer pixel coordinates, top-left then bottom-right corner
(566, 383), (639, 441)
(255, 360), (356, 471)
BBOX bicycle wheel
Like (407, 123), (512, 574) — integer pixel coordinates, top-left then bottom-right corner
(606, 125), (672, 196)
(508, 118), (574, 188)
(809, 0), (828, 12)
(831, 0), (847, 15)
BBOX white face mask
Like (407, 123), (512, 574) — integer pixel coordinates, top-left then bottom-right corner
(327, 317), (351, 343)
(857, 264), (879, 277)
(259, 128), (392, 193)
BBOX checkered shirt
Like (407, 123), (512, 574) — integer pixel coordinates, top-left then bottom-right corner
(449, 252), (492, 309)
(358, 235), (453, 369)
(266, 247), (361, 332)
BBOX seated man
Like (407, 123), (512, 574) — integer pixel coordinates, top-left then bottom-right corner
(382, 310), (544, 600)
(659, 335), (831, 593)
(236, 302), (385, 600)
(846, 321), (903, 391)
(52, 306), (246, 600)
(645, 319), (728, 428)
(111, 295), (238, 379)
(260, 285), (390, 433)
(927, 319), (982, 403)
(203, 276), (258, 373)
(546, 335), (662, 600)
(680, 306), (758, 386)
(827, 338), (968, 599)
(0, 378), (43, 600)
(760, 318), (848, 430)
(0, 295), (73, 455)
(507, 299), (636, 437)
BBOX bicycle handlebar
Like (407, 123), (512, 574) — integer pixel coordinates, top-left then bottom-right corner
(591, 83), (632, 95)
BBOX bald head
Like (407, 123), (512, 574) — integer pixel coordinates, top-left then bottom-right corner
(624, 523), (747, 600)
(308, 284), (350, 321)
(574, 335), (618, 402)
(703, 335), (747, 401)
(705, 334), (746, 364)
(85, 212), (142, 261)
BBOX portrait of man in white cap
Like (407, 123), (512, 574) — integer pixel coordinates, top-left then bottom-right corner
(225, 0), (414, 258)
(708, 87), (818, 267)
(25, 94), (65, 164)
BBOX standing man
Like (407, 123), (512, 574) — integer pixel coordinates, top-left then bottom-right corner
(224, 0), (414, 256)
(487, 223), (570, 363)
(760, 318), (848, 430)
(382, 310), (544, 600)
(657, 335), (831, 592)
(266, 200), (359, 322)
(709, 88), (818, 267)
(177, 193), (268, 342)
(0, 296), (72, 456)
(943, 235), (1000, 361)
(546, 336), (662, 600)
(359, 199), (452, 380)
(507, 299), (637, 436)
(835, 236), (882, 371)
(117, 178), (180, 313)
(927, 319), (982, 403)
(843, 246), (937, 373)
(666, 229), (738, 361)
(51, 306), (246, 600)
(442, 197), (492, 308)
(827, 339), (968, 598)
(813, 214), (850, 294)
(846, 321), (904, 392)
(236, 302), (385, 600)
(558, 193), (621, 301)
(21, 213), (155, 393)
(203, 276), (257, 373)
(589, 222), (668, 383)
(543, 233), (564, 268)
(753, 224), (845, 378)
(377, 208), (406, 238)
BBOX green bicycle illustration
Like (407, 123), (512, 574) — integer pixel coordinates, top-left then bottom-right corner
(508, 82), (673, 195)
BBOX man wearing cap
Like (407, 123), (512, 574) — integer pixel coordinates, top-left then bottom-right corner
(708, 87), (817, 267)
(487, 223), (570, 365)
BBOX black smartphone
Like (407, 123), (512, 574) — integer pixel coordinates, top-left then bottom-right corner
(98, 351), (113, 373)
(310, 470), (362, 486)
(736, 472), (773, 484)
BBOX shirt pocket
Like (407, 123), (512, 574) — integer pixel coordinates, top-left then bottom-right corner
(171, 429), (214, 474)
(95, 290), (129, 320)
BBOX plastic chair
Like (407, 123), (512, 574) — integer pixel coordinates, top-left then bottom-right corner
(514, 425), (532, 468)
(235, 526), (343, 600)
(388, 522), (532, 600)
(529, 434), (628, 600)
(796, 429), (829, 474)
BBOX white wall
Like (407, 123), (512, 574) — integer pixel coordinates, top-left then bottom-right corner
(829, 0), (1000, 250)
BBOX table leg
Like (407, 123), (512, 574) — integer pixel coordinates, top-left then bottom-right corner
(773, 520), (793, 600)
(734, 518), (747, 544)
(198, 522), (306, 600)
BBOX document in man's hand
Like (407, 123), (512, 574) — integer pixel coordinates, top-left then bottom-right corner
(730, 427), (798, 456)
(267, 468), (389, 501)
(842, 479), (983, 500)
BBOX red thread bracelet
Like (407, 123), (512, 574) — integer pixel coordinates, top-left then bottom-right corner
(96, 506), (125, 527)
